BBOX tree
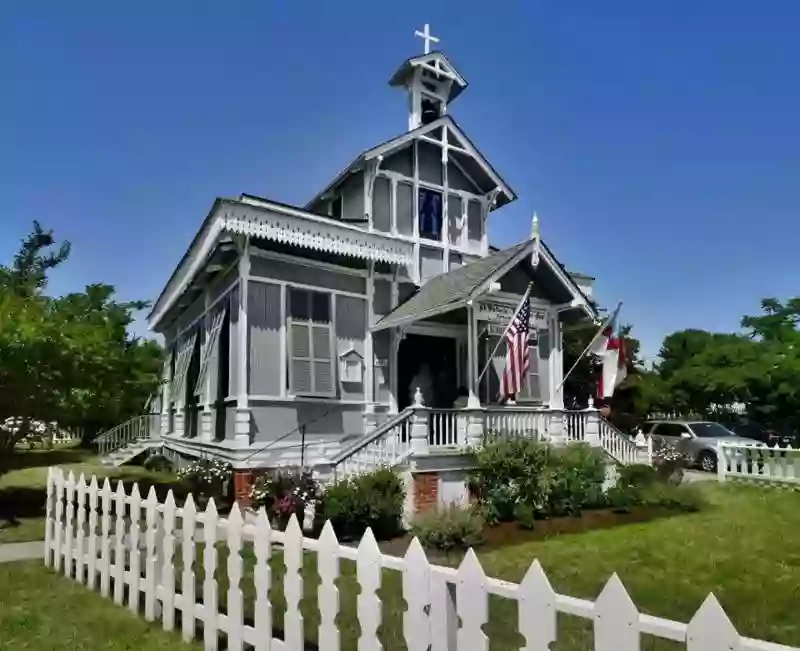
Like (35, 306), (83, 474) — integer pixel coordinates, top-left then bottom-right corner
(0, 222), (163, 473)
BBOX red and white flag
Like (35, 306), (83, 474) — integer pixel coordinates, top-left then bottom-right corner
(595, 308), (627, 399)
(499, 297), (531, 400)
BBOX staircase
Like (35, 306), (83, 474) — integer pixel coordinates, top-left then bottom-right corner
(95, 414), (161, 467)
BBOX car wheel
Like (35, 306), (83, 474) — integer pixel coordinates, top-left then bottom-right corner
(699, 451), (717, 473)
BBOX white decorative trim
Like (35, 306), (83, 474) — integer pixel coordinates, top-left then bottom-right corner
(222, 202), (414, 267)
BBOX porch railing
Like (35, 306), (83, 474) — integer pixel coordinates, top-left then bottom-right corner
(329, 408), (414, 480)
(95, 414), (161, 457)
(484, 407), (551, 442)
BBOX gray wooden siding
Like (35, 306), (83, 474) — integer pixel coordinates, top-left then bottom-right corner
(250, 256), (366, 295)
(420, 247), (444, 283)
(418, 141), (443, 185)
(396, 182), (414, 236)
(447, 160), (478, 193)
(467, 199), (483, 247)
(340, 171), (365, 221)
(335, 295), (367, 401)
(448, 194), (463, 245)
(373, 329), (391, 404)
(481, 333), (548, 404)
(249, 403), (365, 444)
(373, 278), (392, 316)
(499, 265), (550, 300)
(373, 176), (391, 232)
(382, 147), (413, 176)
(248, 281), (282, 396)
(449, 253), (463, 270)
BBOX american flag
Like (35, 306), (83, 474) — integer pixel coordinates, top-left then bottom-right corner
(499, 297), (531, 400)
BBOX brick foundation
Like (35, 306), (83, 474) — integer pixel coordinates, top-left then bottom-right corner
(233, 469), (258, 507)
(412, 472), (439, 514)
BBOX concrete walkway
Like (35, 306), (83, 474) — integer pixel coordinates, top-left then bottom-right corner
(0, 541), (44, 563)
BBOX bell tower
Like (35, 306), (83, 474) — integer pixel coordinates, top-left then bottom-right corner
(389, 24), (469, 131)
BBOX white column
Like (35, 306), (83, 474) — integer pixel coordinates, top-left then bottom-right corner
(364, 263), (377, 431)
(388, 275), (400, 414)
(548, 311), (565, 410)
(160, 345), (172, 436)
(466, 303), (480, 407)
(234, 239), (251, 448)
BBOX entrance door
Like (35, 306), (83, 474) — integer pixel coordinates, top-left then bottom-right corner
(398, 334), (458, 410)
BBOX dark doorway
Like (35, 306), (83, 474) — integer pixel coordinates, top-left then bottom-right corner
(398, 334), (458, 410)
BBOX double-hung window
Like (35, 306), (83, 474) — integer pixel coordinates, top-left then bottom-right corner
(288, 288), (335, 396)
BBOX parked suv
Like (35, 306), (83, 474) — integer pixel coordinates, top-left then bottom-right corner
(642, 420), (765, 472)
(716, 416), (795, 448)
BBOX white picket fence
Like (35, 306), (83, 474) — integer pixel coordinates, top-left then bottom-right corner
(718, 442), (800, 486)
(44, 467), (797, 651)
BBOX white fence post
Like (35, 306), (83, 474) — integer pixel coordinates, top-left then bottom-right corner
(42, 469), (797, 651)
(44, 467), (55, 567)
(717, 443), (727, 482)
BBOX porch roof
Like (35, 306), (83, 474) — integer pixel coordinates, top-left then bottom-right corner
(372, 240), (533, 332)
(372, 238), (599, 332)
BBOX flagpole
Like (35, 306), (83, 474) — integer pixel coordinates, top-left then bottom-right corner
(557, 301), (622, 393)
(477, 282), (533, 385)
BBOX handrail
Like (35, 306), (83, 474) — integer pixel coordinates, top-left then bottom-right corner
(598, 415), (641, 465)
(95, 414), (160, 457)
(329, 407), (414, 465)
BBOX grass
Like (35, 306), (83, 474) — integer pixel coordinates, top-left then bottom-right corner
(179, 482), (800, 651)
(0, 444), (185, 544)
(0, 561), (199, 650)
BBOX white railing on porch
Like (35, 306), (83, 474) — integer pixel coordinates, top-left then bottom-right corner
(329, 408), (414, 480)
(484, 406), (551, 441)
(598, 419), (642, 465)
(718, 442), (800, 485)
(95, 414), (161, 457)
(45, 468), (797, 651)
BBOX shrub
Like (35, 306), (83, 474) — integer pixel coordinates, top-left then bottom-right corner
(250, 468), (320, 529)
(617, 464), (658, 488)
(652, 440), (690, 485)
(410, 504), (484, 555)
(640, 483), (706, 512)
(546, 444), (607, 516)
(512, 502), (536, 530)
(177, 457), (232, 500)
(319, 467), (404, 540)
(469, 438), (551, 524)
(143, 453), (174, 473)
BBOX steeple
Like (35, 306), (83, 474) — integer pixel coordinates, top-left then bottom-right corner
(388, 24), (469, 131)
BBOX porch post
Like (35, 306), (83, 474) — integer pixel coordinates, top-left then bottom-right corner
(548, 312), (565, 410)
(159, 344), (172, 437)
(364, 263), (378, 431)
(465, 302), (484, 447)
(234, 238), (251, 448)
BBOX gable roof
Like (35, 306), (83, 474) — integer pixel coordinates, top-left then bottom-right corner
(372, 240), (532, 331)
(305, 115), (516, 212)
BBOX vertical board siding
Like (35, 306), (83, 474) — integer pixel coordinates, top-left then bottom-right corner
(45, 467), (795, 651)
(228, 286), (240, 398)
(335, 295), (367, 401)
(248, 281), (282, 396)
(373, 177), (392, 233)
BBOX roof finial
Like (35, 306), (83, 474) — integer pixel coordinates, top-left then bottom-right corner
(531, 212), (540, 240)
(414, 23), (440, 54)
(531, 212), (541, 269)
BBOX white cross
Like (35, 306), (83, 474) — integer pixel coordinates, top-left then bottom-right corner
(414, 23), (440, 54)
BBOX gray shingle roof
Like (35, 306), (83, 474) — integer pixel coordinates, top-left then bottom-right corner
(372, 240), (533, 331)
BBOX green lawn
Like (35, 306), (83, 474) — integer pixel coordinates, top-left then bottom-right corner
(185, 483), (800, 651)
(0, 561), (199, 650)
(0, 444), (184, 544)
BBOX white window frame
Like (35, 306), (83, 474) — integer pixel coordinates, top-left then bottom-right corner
(287, 287), (336, 398)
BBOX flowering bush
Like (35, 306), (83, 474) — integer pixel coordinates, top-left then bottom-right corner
(652, 441), (689, 485)
(250, 468), (321, 530)
(177, 458), (232, 499)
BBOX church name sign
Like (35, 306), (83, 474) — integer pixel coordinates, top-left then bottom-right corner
(477, 300), (548, 329)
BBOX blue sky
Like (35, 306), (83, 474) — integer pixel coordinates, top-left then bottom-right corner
(3, 1), (799, 358)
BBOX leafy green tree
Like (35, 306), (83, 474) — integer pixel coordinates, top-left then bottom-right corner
(0, 222), (163, 473)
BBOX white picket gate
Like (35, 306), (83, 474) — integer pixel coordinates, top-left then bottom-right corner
(44, 466), (797, 651)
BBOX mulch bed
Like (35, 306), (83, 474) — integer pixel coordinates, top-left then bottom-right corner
(379, 505), (681, 558)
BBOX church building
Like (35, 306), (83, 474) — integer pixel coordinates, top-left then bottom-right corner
(147, 26), (598, 469)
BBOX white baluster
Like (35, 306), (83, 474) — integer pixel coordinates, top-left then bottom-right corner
(161, 491), (177, 632)
(686, 594), (742, 650)
(456, 549), (488, 651)
(113, 481), (126, 605)
(318, 521), (341, 651)
(518, 560), (556, 651)
(181, 494), (198, 642)
(284, 515), (304, 651)
(99, 478), (112, 597)
(226, 504), (245, 651)
(357, 527), (382, 651)
(253, 508), (273, 651)
(403, 538), (431, 651)
(143, 487), (159, 622)
(86, 476), (99, 589)
(203, 498), (219, 650)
